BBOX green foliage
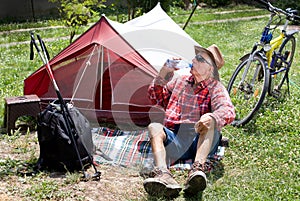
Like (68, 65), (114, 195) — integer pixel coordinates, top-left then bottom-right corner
(23, 179), (77, 200)
(130, 0), (174, 13)
(273, 0), (300, 11)
(240, 0), (300, 14)
(202, 0), (233, 8)
(107, 0), (176, 21)
(48, 0), (106, 42)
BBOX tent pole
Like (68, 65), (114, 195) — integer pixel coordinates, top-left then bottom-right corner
(100, 45), (104, 109)
(183, 0), (200, 30)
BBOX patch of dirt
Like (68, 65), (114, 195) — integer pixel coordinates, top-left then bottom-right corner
(0, 131), (149, 201)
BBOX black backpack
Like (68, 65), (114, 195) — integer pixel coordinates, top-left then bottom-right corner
(36, 102), (95, 172)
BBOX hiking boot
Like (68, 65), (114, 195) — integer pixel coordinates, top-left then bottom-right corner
(184, 161), (208, 197)
(143, 167), (182, 198)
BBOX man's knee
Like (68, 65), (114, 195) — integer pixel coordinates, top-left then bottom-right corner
(148, 122), (165, 139)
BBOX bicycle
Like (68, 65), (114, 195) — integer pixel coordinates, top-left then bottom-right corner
(227, 0), (300, 126)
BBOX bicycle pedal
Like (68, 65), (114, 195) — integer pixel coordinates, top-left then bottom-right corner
(272, 89), (281, 98)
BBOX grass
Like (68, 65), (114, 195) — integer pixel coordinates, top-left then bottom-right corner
(171, 7), (268, 24)
(0, 19), (64, 32)
(0, 4), (299, 201)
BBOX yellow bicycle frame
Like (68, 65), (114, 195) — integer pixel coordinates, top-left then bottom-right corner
(265, 32), (285, 67)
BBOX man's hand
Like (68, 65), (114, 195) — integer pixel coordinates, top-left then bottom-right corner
(158, 63), (176, 79)
(194, 113), (214, 135)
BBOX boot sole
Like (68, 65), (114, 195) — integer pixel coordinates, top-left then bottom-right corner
(184, 171), (207, 197)
(143, 178), (182, 198)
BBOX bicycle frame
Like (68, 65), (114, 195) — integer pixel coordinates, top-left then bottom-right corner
(266, 33), (284, 66)
(227, 0), (300, 126)
(266, 17), (290, 68)
(239, 48), (263, 91)
(239, 6), (295, 87)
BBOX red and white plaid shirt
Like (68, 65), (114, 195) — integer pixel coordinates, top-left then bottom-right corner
(148, 74), (235, 131)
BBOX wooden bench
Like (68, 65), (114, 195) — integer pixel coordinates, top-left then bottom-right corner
(4, 95), (40, 134)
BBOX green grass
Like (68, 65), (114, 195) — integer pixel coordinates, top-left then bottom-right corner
(0, 19), (64, 32)
(0, 4), (299, 201)
(171, 8), (268, 24)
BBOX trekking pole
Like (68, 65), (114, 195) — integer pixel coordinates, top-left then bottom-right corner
(30, 33), (101, 181)
(30, 32), (60, 93)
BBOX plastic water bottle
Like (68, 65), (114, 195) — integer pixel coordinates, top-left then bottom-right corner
(166, 59), (192, 69)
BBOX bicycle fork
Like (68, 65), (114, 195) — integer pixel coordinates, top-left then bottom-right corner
(239, 46), (264, 98)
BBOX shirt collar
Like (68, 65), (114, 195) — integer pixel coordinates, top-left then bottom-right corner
(186, 75), (206, 88)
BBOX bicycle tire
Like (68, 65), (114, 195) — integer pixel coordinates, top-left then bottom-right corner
(227, 53), (270, 126)
(269, 35), (296, 99)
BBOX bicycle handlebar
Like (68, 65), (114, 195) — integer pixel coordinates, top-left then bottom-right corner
(294, 14), (300, 21)
(256, 0), (300, 22)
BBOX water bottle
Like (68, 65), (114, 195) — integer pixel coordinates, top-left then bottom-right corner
(166, 59), (192, 69)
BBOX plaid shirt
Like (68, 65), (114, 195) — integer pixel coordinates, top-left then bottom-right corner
(148, 74), (235, 131)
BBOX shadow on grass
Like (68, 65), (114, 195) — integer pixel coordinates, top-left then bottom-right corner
(234, 95), (289, 135)
(146, 192), (204, 201)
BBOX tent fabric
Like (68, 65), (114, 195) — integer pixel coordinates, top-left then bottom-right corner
(24, 3), (200, 126)
(24, 17), (156, 98)
(108, 3), (201, 73)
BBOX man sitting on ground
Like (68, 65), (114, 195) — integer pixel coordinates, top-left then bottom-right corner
(143, 45), (235, 197)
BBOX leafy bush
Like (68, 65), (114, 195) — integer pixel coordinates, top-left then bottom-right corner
(136, 0), (174, 12)
(236, 0), (300, 25)
(252, 0), (300, 25)
(48, 0), (106, 42)
(273, 0), (300, 15)
(202, 0), (233, 8)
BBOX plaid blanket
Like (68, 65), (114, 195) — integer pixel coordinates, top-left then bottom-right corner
(92, 127), (225, 170)
(92, 127), (153, 168)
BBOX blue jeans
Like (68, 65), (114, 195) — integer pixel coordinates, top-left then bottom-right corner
(163, 123), (220, 162)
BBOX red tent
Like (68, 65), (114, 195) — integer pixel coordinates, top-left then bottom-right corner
(24, 16), (164, 127)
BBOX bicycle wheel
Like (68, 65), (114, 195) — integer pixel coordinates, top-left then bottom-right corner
(227, 53), (270, 126)
(269, 36), (296, 99)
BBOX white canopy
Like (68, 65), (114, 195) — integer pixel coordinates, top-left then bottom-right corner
(108, 3), (201, 75)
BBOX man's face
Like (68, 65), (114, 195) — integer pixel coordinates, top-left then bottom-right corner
(190, 53), (213, 80)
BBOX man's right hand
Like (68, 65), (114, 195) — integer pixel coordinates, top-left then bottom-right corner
(158, 63), (176, 80)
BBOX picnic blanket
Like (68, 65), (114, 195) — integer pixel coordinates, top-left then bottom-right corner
(92, 127), (153, 168)
(92, 127), (225, 171)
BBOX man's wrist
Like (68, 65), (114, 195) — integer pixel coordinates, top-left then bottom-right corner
(159, 72), (173, 81)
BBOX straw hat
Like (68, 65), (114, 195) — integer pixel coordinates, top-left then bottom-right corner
(194, 44), (225, 70)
